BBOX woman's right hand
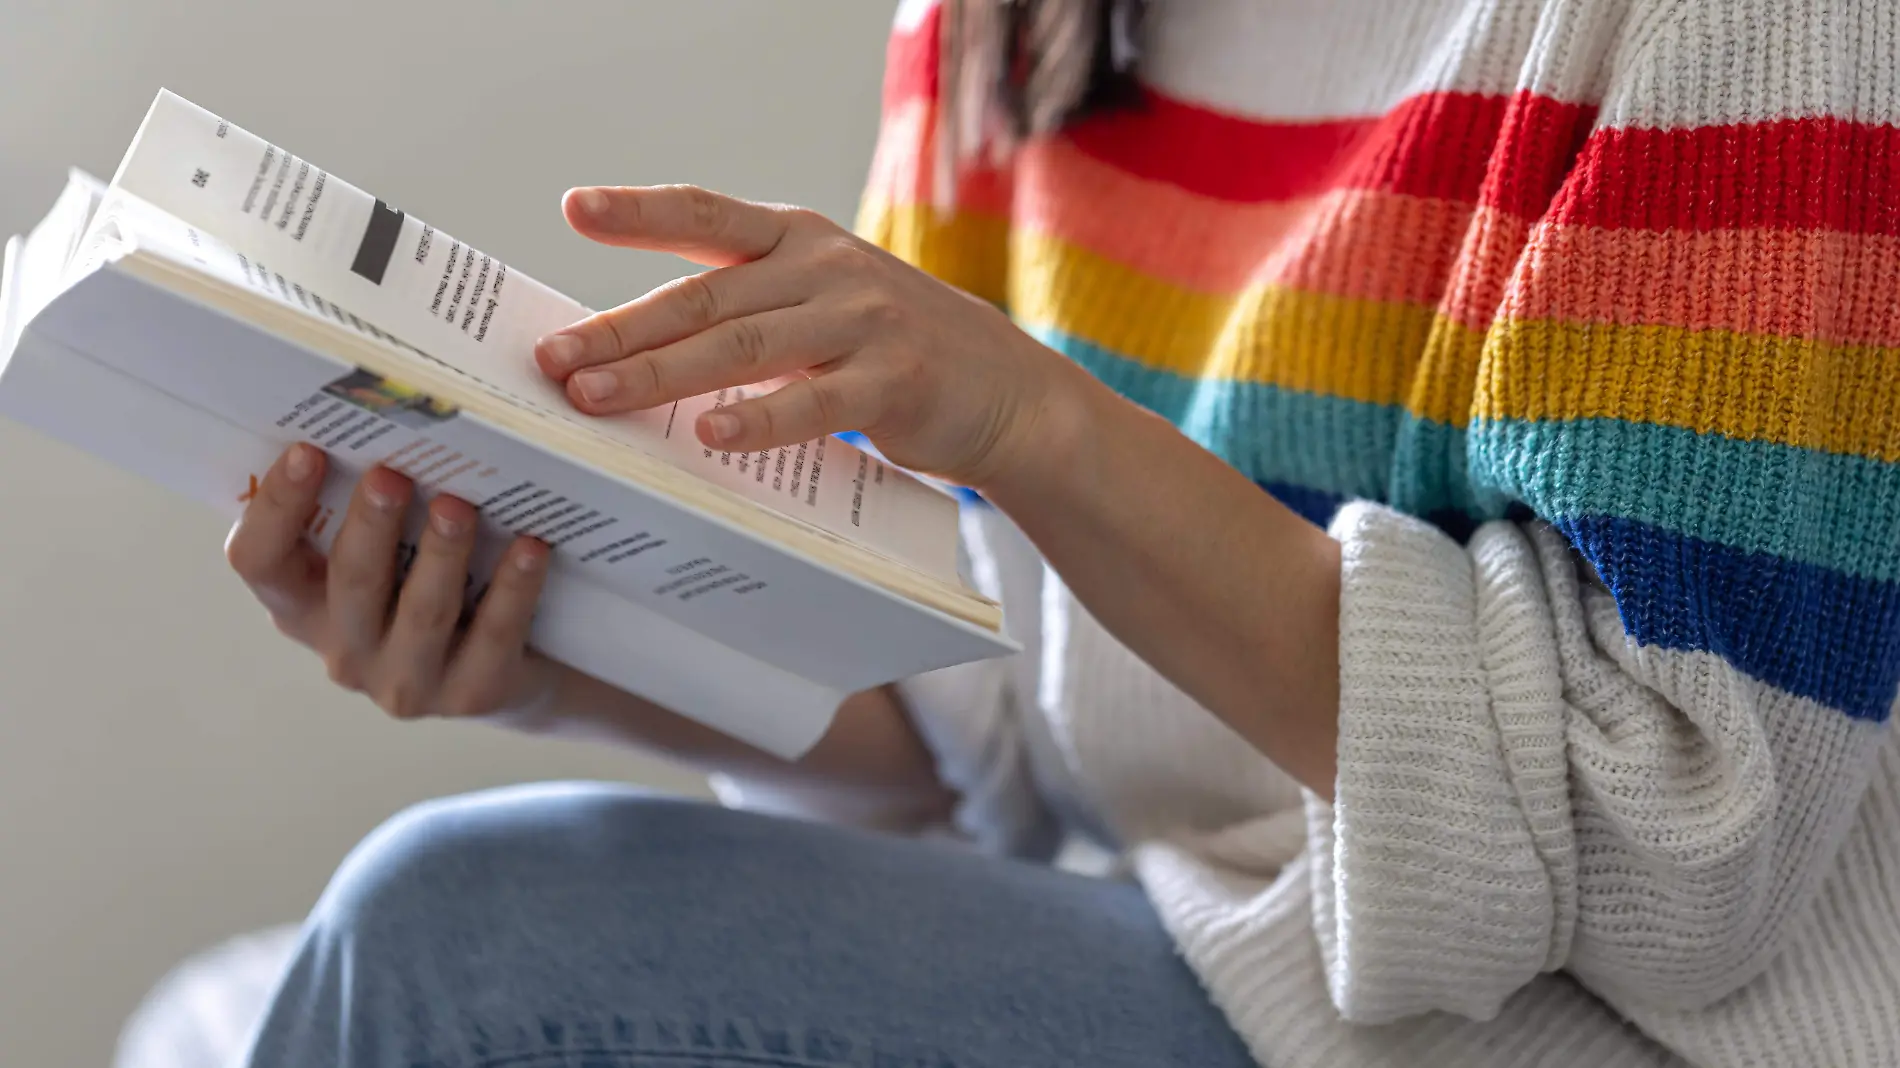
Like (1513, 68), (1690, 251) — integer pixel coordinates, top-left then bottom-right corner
(223, 442), (558, 721)
(224, 442), (956, 829)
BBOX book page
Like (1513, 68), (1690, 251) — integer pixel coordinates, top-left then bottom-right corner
(104, 89), (959, 581)
(11, 170), (108, 331)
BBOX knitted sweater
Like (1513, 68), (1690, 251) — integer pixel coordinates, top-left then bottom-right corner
(848, 1), (1897, 1065)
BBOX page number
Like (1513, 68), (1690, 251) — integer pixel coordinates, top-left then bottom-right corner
(192, 168), (210, 188)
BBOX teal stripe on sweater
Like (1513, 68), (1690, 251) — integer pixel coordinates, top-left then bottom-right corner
(1472, 417), (1900, 584)
(1026, 325), (1401, 501)
(1029, 325), (1900, 582)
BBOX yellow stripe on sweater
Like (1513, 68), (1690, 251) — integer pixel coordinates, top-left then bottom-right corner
(856, 199), (1011, 307)
(1478, 318), (1900, 463)
(1008, 232), (1432, 407)
(862, 205), (1900, 462)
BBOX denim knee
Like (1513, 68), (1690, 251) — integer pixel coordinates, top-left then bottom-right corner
(306, 783), (722, 952)
(248, 786), (1253, 1068)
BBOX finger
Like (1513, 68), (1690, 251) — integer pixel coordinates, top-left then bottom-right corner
(534, 258), (810, 380)
(562, 185), (796, 267)
(560, 306), (852, 415)
(322, 466), (412, 686)
(375, 495), (479, 719)
(225, 444), (329, 622)
(696, 367), (880, 453)
(438, 538), (551, 717)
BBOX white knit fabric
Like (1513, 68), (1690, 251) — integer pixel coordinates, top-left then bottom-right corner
(865, 502), (1900, 1068)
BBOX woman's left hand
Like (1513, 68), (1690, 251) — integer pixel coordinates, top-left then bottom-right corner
(536, 185), (1343, 796)
(533, 185), (1086, 489)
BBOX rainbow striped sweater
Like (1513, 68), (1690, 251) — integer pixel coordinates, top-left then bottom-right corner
(861, 1), (1899, 726)
(851, 2), (1900, 1065)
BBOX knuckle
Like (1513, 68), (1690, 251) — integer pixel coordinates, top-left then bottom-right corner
(809, 381), (846, 427)
(326, 555), (375, 592)
(406, 589), (463, 635)
(683, 185), (725, 237)
(854, 291), (904, 332)
(672, 273), (722, 329)
(324, 651), (366, 693)
(727, 317), (770, 371)
(815, 234), (870, 273)
(263, 476), (310, 512)
(629, 353), (666, 402)
(608, 187), (642, 231)
(753, 400), (779, 442)
(594, 312), (630, 361)
(490, 564), (541, 605)
(781, 206), (830, 234)
(376, 679), (429, 721)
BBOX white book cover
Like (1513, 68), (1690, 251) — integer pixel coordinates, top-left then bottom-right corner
(0, 91), (1015, 758)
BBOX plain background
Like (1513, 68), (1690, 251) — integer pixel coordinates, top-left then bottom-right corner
(0, 2), (898, 1063)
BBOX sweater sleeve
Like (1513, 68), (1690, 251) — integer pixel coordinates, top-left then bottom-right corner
(1306, 1), (1900, 1024)
(1310, 506), (1890, 1023)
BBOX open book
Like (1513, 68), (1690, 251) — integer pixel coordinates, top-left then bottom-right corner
(0, 89), (1012, 758)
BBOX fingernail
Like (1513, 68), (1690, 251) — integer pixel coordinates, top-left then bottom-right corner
(572, 188), (609, 216)
(284, 444), (316, 483)
(704, 412), (740, 443)
(364, 482), (399, 512)
(573, 370), (617, 403)
(538, 332), (584, 369)
(514, 546), (546, 572)
(430, 510), (466, 539)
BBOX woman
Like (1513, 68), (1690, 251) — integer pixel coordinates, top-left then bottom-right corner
(229, 1), (1900, 1065)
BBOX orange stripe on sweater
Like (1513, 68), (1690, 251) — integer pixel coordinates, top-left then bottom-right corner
(1505, 225), (1900, 348)
(1015, 140), (1477, 302)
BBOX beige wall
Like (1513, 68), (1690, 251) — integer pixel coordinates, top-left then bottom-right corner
(0, 2), (897, 1063)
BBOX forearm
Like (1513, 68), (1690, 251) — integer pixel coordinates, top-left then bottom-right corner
(980, 365), (1343, 796)
(484, 665), (957, 829)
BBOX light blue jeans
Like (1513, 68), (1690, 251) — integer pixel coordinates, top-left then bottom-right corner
(241, 783), (1258, 1068)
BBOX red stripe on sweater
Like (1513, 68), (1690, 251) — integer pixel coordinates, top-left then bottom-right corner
(1479, 91), (1599, 220)
(1550, 116), (1900, 235)
(883, 5), (940, 110)
(1061, 89), (1596, 210)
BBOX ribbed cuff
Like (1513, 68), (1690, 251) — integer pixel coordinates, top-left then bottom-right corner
(1307, 502), (1563, 1023)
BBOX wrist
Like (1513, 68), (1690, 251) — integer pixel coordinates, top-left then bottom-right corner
(969, 339), (1111, 502)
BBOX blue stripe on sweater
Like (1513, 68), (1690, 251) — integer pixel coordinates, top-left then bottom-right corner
(1559, 514), (1900, 722)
